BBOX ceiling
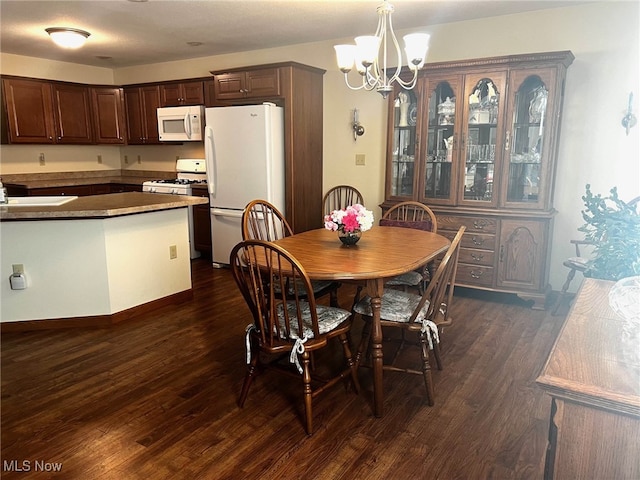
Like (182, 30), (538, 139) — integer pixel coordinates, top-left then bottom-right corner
(1, 0), (584, 69)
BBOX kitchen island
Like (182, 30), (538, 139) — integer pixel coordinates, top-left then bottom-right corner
(1, 192), (208, 330)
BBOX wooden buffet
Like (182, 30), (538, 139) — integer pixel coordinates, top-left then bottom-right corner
(536, 278), (640, 479)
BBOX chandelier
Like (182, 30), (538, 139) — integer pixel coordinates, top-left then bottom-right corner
(334, 0), (430, 98)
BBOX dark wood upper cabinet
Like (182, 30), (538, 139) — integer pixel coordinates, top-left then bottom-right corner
(124, 85), (161, 144)
(52, 83), (93, 144)
(2, 77), (56, 144)
(159, 80), (204, 106)
(212, 68), (280, 101)
(91, 87), (126, 144)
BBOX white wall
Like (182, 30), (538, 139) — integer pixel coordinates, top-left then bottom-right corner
(1, 2), (638, 293)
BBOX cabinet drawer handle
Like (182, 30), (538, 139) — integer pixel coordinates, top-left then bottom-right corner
(500, 245), (504, 262)
(471, 253), (484, 262)
(505, 130), (510, 151)
(470, 270), (483, 279)
(472, 236), (484, 246)
(473, 220), (488, 230)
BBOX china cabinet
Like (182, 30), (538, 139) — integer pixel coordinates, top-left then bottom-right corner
(383, 51), (574, 308)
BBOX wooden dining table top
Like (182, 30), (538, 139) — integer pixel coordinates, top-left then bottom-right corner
(273, 226), (451, 281)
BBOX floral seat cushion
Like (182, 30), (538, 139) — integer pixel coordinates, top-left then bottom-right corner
(385, 271), (424, 287)
(277, 302), (351, 340)
(353, 288), (429, 323)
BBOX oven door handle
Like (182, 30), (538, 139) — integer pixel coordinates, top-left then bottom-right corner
(211, 208), (244, 218)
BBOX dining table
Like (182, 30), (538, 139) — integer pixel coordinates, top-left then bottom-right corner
(272, 225), (451, 417)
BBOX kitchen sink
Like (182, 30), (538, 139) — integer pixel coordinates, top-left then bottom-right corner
(7, 196), (79, 207)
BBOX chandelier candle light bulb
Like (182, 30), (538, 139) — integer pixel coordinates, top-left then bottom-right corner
(334, 0), (430, 97)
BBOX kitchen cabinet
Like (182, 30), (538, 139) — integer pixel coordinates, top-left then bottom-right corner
(382, 51), (574, 308)
(191, 185), (211, 257)
(160, 80), (205, 106)
(210, 62), (324, 233)
(6, 183), (142, 196)
(51, 83), (94, 144)
(212, 68), (280, 101)
(1, 77), (93, 144)
(91, 87), (126, 144)
(124, 85), (162, 144)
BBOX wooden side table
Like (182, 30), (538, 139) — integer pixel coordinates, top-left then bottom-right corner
(537, 278), (640, 479)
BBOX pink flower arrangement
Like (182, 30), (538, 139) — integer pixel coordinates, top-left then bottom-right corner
(324, 204), (374, 233)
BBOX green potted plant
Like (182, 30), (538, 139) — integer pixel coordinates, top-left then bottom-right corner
(578, 185), (640, 281)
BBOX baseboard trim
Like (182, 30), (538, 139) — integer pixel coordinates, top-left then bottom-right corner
(0, 289), (193, 332)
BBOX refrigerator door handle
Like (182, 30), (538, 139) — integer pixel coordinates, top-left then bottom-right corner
(211, 208), (244, 218)
(205, 126), (216, 196)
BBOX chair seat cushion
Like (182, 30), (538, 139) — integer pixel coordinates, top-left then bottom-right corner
(273, 278), (336, 296)
(385, 271), (424, 287)
(564, 257), (589, 271)
(379, 218), (433, 231)
(353, 289), (429, 324)
(278, 302), (351, 339)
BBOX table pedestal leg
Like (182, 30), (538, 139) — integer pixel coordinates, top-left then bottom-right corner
(367, 278), (384, 417)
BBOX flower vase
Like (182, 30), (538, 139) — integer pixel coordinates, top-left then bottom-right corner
(338, 229), (361, 246)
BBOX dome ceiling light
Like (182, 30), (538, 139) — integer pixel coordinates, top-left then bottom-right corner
(45, 27), (91, 49)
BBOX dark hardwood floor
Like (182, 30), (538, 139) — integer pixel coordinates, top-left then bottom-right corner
(1, 258), (565, 479)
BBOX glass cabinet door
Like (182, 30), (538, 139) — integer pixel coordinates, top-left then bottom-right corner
(421, 76), (462, 205)
(460, 72), (506, 207)
(387, 86), (419, 199)
(502, 69), (556, 209)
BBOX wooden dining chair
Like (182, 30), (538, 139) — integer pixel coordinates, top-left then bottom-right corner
(380, 201), (439, 294)
(353, 226), (464, 405)
(242, 199), (340, 307)
(230, 239), (360, 435)
(322, 185), (364, 215)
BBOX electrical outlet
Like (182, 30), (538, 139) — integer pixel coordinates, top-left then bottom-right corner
(169, 245), (177, 259)
(97, 155), (103, 164)
(355, 154), (366, 166)
(39, 153), (45, 166)
(12, 264), (24, 274)
(137, 155), (142, 164)
(124, 155), (129, 164)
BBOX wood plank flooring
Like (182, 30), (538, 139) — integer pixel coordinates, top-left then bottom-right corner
(1, 258), (565, 479)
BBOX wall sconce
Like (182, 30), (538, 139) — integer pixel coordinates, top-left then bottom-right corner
(352, 108), (365, 141)
(622, 92), (637, 136)
(45, 27), (91, 49)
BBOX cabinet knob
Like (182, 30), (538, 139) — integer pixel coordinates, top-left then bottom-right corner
(471, 253), (484, 262)
(470, 270), (483, 279)
(471, 236), (484, 246)
(500, 245), (505, 262)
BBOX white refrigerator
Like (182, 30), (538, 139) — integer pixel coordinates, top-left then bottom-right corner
(204, 104), (285, 266)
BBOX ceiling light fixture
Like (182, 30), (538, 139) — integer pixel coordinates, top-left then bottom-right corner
(334, 0), (429, 98)
(45, 27), (91, 49)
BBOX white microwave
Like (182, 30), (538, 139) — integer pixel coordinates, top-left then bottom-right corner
(157, 105), (204, 141)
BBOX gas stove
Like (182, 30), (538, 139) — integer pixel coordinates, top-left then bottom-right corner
(142, 159), (206, 195)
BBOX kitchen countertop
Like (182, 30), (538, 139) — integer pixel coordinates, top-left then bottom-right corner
(0, 192), (208, 220)
(1, 170), (176, 189)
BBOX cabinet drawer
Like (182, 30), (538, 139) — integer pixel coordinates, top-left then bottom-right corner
(455, 264), (494, 287)
(437, 214), (497, 234)
(459, 248), (495, 266)
(440, 229), (496, 251)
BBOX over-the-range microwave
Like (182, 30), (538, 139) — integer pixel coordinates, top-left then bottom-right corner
(157, 105), (204, 141)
